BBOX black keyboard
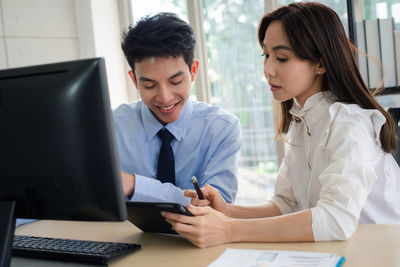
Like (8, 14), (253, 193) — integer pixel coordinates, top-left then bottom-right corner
(12, 235), (141, 265)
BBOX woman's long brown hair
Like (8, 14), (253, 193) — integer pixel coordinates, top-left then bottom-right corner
(258, 2), (397, 153)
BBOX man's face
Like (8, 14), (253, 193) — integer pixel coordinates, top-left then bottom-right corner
(130, 56), (199, 125)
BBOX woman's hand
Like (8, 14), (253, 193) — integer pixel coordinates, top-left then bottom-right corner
(184, 184), (229, 215)
(162, 205), (233, 248)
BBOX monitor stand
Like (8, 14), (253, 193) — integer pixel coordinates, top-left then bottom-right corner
(0, 201), (16, 267)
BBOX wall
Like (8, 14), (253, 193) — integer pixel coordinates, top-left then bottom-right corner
(0, 0), (131, 108)
(0, 4), (6, 69)
(0, 0), (80, 68)
(76, 0), (133, 107)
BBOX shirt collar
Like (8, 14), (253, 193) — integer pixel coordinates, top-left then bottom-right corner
(141, 99), (193, 142)
(290, 91), (335, 122)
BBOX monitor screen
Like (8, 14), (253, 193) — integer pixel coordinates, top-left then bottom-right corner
(0, 58), (126, 264)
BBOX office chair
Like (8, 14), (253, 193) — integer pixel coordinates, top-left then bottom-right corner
(388, 108), (400, 166)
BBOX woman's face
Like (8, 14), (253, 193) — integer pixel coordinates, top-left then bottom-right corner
(262, 20), (324, 106)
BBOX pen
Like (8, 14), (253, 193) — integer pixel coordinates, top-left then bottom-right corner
(191, 176), (205, 199)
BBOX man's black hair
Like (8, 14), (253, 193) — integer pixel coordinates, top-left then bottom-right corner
(121, 12), (196, 72)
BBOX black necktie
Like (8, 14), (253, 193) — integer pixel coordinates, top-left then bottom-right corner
(156, 128), (175, 185)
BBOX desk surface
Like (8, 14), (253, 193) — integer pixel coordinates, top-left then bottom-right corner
(13, 220), (400, 267)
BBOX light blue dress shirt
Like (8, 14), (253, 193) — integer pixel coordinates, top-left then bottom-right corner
(113, 99), (241, 205)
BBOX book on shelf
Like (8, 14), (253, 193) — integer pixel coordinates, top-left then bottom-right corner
(378, 17), (397, 88)
(356, 20), (368, 85)
(395, 31), (400, 87)
(364, 19), (382, 89)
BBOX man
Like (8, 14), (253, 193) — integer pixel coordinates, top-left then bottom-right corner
(115, 12), (241, 205)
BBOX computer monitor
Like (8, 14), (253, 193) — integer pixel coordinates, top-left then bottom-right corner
(0, 58), (126, 266)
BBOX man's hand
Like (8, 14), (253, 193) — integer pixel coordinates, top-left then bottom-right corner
(184, 184), (229, 215)
(120, 171), (135, 196)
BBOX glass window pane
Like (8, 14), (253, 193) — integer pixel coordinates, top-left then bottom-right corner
(363, 0), (400, 30)
(130, 0), (188, 23)
(203, 0), (277, 205)
(278, 0), (350, 36)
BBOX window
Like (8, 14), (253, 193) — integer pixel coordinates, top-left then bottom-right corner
(202, 0), (276, 204)
(363, 0), (400, 29)
(130, 0), (188, 22)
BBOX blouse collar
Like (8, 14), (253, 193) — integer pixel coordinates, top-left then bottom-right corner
(289, 91), (336, 123)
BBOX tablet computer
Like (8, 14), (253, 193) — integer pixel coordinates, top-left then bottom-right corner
(126, 202), (193, 235)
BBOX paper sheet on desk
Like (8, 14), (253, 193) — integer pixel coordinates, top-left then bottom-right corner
(208, 248), (345, 267)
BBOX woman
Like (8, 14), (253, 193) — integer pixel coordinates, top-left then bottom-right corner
(162, 2), (400, 248)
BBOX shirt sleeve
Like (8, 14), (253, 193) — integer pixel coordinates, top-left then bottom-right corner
(130, 174), (191, 206)
(270, 159), (299, 214)
(198, 118), (241, 203)
(311, 104), (385, 241)
(16, 219), (37, 227)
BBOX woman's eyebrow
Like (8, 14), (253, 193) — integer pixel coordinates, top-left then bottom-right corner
(263, 43), (292, 52)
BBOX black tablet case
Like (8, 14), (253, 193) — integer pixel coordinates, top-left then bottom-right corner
(126, 202), (193, 235)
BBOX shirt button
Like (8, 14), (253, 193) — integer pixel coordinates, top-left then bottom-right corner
(294, 116), (301, 123)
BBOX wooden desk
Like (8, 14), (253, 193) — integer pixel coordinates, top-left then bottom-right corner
(13, 220), (400, 267)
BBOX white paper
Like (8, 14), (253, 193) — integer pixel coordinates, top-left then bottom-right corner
(208, 248), (344, 267)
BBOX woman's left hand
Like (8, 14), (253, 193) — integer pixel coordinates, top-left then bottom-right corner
(162, 205), (233, 248)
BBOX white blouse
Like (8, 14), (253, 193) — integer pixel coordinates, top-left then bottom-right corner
(270, 91), (400, 241)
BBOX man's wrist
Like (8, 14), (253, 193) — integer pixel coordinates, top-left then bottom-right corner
(121, 171), (135, 197)
(130, 174), (135, 196)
